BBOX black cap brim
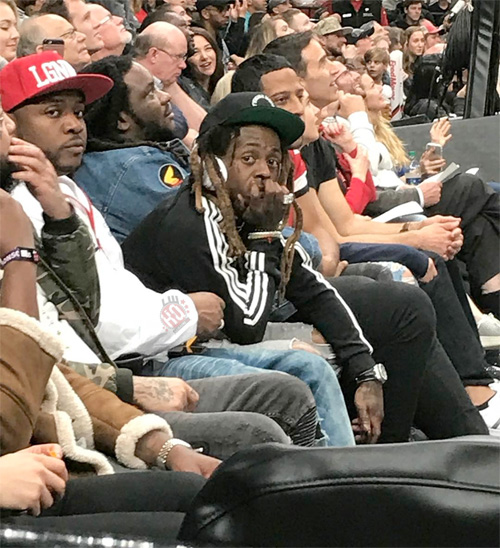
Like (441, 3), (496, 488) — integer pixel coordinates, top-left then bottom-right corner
(206, 106), (305, 148)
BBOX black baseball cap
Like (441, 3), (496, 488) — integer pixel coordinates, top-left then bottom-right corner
(267, 0), (287, 12)
(199, 92), (305, 148)
(347, 21), (375, 44)
(196, 0), (233, 11)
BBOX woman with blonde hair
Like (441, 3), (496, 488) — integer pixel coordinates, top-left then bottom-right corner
(353, 72), (500, 324)
(211, 15), (293, 104)
(0, 0), (19, 65)
(245, 15), (293, 58)
(356, 73), (410, 181)
(210, 70), (234, 104)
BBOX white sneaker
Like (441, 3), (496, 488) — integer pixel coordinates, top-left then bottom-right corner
(489, 380), (500, 392)
(477, 313), (500, 349)
(478, 390), (500, 430)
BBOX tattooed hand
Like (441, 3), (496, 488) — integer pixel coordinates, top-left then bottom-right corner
(133, 377), (199, 413)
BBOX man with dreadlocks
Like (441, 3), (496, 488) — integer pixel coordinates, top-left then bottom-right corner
(3, 52), (357, 450)
(124, 91), (489, 443)
(74, 55), (190, 243)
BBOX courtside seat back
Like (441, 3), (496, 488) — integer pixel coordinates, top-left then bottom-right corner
(395, 115), (500, 184)
(180, 438), (500, 547)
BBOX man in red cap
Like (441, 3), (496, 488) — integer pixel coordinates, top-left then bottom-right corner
(0, 51), (112, 177)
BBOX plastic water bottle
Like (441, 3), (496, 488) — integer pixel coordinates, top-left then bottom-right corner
(406, 151), (421, 185)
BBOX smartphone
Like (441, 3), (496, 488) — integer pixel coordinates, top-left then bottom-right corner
(426, 142), (443, 159)
(42, 38), (65, 57)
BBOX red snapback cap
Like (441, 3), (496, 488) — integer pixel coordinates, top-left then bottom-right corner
(421, 20), (442, 34)
(0, 51), (113, 113)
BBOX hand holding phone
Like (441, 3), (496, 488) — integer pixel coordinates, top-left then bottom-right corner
(42, 39), (65, 57)
(420, 146), (446, 177)
(425, 142), (443, 159)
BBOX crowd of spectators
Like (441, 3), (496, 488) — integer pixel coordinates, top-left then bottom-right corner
(0, 0), (499, 542)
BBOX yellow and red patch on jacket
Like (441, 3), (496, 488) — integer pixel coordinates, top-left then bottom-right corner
(159, 164), (183, 187)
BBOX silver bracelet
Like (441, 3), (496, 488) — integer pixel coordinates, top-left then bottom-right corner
(248, 231), (282, 240)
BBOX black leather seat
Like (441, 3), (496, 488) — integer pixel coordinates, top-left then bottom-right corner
(180, 437), (500, 547)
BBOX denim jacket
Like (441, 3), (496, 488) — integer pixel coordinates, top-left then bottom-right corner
(74, 143), (190, 243)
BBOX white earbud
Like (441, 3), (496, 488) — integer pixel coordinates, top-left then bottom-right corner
(215, 157), (228, 182)
(202, 157), (228, 189)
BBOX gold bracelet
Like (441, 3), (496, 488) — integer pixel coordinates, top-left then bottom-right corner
(156, 438), (191, 469)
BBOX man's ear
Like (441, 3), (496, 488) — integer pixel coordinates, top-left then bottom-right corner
(200, 7), (210, 20)
(117, 111), (133, 133)
(147, 47), (159, 65)
(35, 44), (44, 54)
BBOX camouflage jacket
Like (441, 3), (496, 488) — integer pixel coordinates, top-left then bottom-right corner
(37, 213), (99, 327)
(35, 213), (134, 403)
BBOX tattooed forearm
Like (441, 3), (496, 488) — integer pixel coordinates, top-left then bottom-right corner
(134, 380), (175, 405)
(132, 377), (198, 413)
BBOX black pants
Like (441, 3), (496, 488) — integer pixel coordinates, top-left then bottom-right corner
(11, 471), (205, 542)
(324, 277), (488, 442)
(426, 173), (500, 294)
(420, 255), (492, 386)
(334, 244), (492, 385)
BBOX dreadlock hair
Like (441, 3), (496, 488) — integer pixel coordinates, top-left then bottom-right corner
(442, 6), (472, 89)
(191, 123), (302, 299)
(80, 55), (134, 150)
(81, 55), (187, 163)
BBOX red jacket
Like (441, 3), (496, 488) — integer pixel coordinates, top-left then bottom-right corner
(337, 147), (377, 214)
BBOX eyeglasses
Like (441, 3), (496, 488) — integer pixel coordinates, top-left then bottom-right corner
(155, 47), (188, 62)
(59, 28), (77, 40)
(95, 14), (112, 28)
